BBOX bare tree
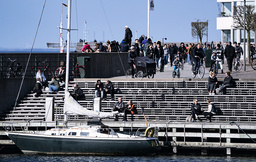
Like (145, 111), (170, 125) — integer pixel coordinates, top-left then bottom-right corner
(191, 20), (208, 44)
(233, 5), (256, 61)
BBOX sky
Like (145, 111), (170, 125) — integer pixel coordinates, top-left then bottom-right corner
(0, 0), (221, 49)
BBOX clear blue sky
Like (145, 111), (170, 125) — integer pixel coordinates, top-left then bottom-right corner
(0, 0), (221, 49)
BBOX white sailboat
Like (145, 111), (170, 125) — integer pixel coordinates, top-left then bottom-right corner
(6, 0), (161, 155)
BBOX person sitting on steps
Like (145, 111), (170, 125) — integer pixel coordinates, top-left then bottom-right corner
(191, 99), (203, 122)
(216, 71), (236, 95)
(95, 80), (104, 98)
(203, 99), (216, 122)
(112, 97), (125, 121)
(71, 83), (85, 100)
(123, 100), (138, 121)
(103, 80), (115, 101)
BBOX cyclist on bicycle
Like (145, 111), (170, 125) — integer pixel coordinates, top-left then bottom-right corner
(172, 56), (180, 78)
(234, 42), (243, 62)
(192, 43), (205, 74)
(210, 52), (217, 71)
(211, 44), (224, 74)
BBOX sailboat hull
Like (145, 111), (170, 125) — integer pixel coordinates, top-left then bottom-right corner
(7, 132), (160, 155)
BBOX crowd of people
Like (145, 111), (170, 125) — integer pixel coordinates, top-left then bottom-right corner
(31, 25), (245, 123)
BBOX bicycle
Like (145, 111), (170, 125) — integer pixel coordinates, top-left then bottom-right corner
(42, 59), (54, 79)
(73, 62), (86, 78)
(172, 65), (180, 78)
(233, 57), (243, 72)
(191, 58), (205, 79)
(6, 58), (23, 78)
(250, 52), (256, 70)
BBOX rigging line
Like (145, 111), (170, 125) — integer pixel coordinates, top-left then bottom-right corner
(230, 121), (256, 143)
(99, 0), (115, 40)
(74, 0), (79, 42)
(13, 0), (47, 110)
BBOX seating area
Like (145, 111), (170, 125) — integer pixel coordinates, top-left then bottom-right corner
(4, 80), (256, 122)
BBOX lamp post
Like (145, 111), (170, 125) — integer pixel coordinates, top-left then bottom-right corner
(162, 38), (167, 44)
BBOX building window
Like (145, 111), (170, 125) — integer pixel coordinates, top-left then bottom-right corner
(223, 30), (231, 43)
(222, 2), (232, 17)
(240, 29), (255, 43)
(233, 29), (237, 43)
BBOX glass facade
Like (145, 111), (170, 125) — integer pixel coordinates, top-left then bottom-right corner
(223, 30), (231, 43)
(240, 29), (255, 43)
(222, 2), (232, 17)
(233, 29), (237, 43)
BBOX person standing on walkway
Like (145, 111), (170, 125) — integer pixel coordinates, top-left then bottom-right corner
(124, 26), (133, 47)
(224, 42), (235, 72)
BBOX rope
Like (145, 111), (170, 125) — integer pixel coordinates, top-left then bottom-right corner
(13, 0), (47, 110)
(230, 121), (256, 143)
(99, 0), (114, 40)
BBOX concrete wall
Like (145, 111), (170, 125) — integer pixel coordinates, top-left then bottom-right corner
(0, 78), (35, 113)
(0, 52), (129, 78)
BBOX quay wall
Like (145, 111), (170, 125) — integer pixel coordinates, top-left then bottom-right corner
(0, 78), (35, 114)
(0, 52), (129, 78)
(1, 121), (256, 155)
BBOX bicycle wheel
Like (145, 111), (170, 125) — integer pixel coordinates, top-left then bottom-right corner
(77, 67), (86, 78)
(136, 70), (144, 78)
(198, 66), (205, 79)
(214, 64), (218, 76)
(234, 61), (243, 72)
(191, 65), (196, 78)
(251, 57), (256, 70)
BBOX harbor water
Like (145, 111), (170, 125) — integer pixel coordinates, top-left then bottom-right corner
(0, 154), (255, 162)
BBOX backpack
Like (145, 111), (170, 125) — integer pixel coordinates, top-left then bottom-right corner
(211, 103), (223, 115)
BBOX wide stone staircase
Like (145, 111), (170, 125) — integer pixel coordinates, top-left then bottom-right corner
(3, 80), (256, 122)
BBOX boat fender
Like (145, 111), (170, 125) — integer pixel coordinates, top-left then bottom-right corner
(144, 127), (154, 137)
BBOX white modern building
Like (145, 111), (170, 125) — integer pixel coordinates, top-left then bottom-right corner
(217, 0), (256, 45)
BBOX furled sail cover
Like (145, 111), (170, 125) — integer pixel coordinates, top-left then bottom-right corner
(64, 90), (118, 118)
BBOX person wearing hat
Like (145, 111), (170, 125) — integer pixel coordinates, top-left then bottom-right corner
(124, 26), (133, 47)
(128, 45), (136, 78)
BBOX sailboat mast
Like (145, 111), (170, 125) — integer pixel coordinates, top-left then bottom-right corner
(64, 0), (71, 125)
(65, 0), (71, 91)
(60, 4), (64, 53)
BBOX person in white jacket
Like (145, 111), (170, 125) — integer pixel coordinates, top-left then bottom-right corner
(203, 99), (216, 122)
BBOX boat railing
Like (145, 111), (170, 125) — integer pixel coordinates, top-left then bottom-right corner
(2, 122), (25, 132)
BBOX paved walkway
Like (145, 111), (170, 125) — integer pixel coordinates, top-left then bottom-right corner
(109, 62), (256, 81)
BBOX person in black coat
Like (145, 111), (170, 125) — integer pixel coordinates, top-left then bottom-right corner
(71, 83), (85, 100)
(217, 71), (236, 94)
(128, 46), (137, 78)
(94, 80), (104, 98)
(33, 78), (43, 97)
(224, 42), (235, 72)
(124, 26), (132, 47)
(193, 44), (205, 74)
(208, 71), (218, 95)
(119, 40), (129, 52)
(155, 41), (164, 72)
(191, 99), (203, 122)
(103, 80), (115, 100)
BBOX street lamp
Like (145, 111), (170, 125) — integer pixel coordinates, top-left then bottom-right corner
(162, 38), (167, 44)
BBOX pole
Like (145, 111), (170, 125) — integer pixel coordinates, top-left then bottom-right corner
(64, 0), (71, 126)
(60, 4), (64, 53)
(147, 0), (150, 38)
(243, 0), (246, 71)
